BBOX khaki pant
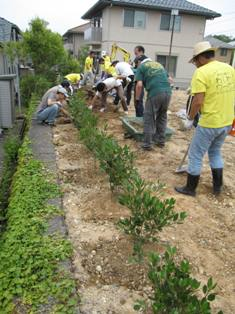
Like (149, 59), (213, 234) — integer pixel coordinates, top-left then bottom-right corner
(101, 86), (128, 112)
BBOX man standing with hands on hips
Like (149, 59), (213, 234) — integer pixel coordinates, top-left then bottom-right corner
(175, 41), (235, 196)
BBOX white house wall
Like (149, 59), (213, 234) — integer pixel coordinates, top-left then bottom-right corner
(101, 6), (207, 87)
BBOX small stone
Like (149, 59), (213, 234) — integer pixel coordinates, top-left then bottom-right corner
(96, 265), (102, 273)
(91, 250), (96, 255)
(120, 298), (126, 305)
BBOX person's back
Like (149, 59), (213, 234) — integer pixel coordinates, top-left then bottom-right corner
(38, 86), (59, 112)
(191, 60), (235, 128)
(65, 73), (81, 84)
(84, 56), (93, 72)
(137, 61), (171, 99)
(115, 61), (133, 77)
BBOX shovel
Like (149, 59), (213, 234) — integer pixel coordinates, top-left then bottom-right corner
(175, 95), (193, 174)
(175, 143), (190, 173)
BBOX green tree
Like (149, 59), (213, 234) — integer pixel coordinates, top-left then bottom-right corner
(213, 34), (235, 43)
(77, 45), (89, 72)
(23, 18), (66, 77)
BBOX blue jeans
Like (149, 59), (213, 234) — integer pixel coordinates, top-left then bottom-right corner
(188, 125), (231, 175)
(37, 104), (59, 124)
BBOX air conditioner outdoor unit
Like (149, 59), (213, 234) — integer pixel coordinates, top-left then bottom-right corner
(0, 74), (16, 128)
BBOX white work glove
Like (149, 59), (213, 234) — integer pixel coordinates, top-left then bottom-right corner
(183, 118), (194, 130)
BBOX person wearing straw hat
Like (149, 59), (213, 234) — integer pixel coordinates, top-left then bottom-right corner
(175, 41), (235, 196)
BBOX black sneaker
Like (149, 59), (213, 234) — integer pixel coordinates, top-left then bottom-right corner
(140, 144), (153, 151)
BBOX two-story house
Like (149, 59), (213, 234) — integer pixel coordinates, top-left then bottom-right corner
(0, 17), (21, 128)
(205, 35), (235, 65)
(63, 22), (90, 57)
(81, 0), (220, 88)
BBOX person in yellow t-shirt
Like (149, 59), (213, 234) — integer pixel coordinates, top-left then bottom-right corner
(99, 53), (117, 79)
(64, 73), (82, 92)
(81, 51), (95, 86)
(175, 41), (235, 197)
(65, 73), (81, 84)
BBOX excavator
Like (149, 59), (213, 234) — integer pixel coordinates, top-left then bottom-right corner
(110, 43), (131, 63)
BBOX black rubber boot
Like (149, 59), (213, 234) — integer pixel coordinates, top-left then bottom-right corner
(175, 174), (200, 197)
(211, 168), (223, 195)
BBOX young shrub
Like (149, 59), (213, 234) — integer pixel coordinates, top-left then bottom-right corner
(134, 247), (223, 314)
(69, 92), (98, 130)
(20, 74), (51, 107)
(118, 176), (186, 260)
(93, 134), (137, 191)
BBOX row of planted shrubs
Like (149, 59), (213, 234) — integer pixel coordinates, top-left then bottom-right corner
(0, 98), (79, 313)
(69, 91), (223, 314)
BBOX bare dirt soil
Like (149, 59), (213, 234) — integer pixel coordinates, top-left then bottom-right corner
(53, 90), (235, 314)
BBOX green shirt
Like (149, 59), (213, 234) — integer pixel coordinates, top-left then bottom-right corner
(135, 61), (171, 99)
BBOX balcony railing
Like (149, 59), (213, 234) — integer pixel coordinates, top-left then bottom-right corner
(84, 27), (102, 43)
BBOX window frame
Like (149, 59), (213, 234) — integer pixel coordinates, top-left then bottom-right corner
(160, 13), (182, 32)
(220, 48), (228, 56)
(123, 8), (146, 29)
(156, 54), (178, 77)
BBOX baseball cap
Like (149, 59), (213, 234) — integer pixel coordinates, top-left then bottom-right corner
(57, 87), (69, 98)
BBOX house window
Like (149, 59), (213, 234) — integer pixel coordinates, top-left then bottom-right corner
(220, 48), (228, 56)
(160, 14), (181, 32)
(156, 55), (177, 77)
(124, 9), (146, 28)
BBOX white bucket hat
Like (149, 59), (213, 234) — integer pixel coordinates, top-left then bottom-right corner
(189, 41), (217, 63)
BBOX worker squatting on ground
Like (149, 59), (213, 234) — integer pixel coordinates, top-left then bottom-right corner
(135, 55), (172, 150)
(64, 73), (83, 93)
(89, 77), (128, 114)
(37, 86), (70, 126)
(111, 60), (134, 107)
(133, 45), (145, 117)
(175, 41), (235, 197)
(80, 51), (95, 86)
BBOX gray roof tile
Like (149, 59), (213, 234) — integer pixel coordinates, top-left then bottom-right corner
(82, 0), (221, 19)
(0, 17), (20, 43)
(205, 35), (235, 49)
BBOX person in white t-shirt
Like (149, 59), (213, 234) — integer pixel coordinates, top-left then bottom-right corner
(89, 77), (128, 113)
(111, 61), (135, 107)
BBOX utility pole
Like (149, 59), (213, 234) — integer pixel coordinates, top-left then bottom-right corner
(167, 9), (179, 73)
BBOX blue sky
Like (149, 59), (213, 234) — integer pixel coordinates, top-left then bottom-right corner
(1, 0), (235, 37)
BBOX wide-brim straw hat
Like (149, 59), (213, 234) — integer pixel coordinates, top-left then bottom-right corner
(189, 41), (217, 63)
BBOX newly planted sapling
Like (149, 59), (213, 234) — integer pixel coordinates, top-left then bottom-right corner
(118, 176), (186, 260)
(134, 247), (223, 314)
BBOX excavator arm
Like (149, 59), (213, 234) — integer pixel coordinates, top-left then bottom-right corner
(111, 43), (131, 63)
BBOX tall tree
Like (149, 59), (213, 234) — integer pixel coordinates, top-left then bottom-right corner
(23, 18), (66, 76)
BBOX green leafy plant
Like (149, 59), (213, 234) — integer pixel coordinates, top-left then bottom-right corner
(0, 97), (79, 313)
(0, 139), (78, 313)
(70, 92), (137, 191)
(134, 247), (223, 314)
(118, 176), (186, 260)
(20, 74), (52, 107)
(0, 135), (21, 227)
